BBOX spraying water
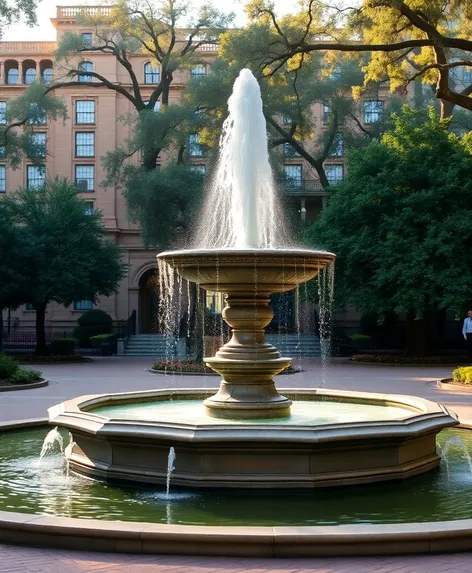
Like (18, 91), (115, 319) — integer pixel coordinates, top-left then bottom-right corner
(38, 427), (63, 462)
(442, 435), (472, 479)
(194, 68), (289, 249)
(165, 447), (176, 498)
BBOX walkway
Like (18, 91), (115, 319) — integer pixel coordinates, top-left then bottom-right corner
(1, 356), (472, 572)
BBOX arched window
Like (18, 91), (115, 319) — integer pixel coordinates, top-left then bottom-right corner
(42, 68), (53, 84)
(24, 67), (36, 84)
(78, 61), (93, 82)
(7, 68), (18, 85)
(144, 62), (160, 84)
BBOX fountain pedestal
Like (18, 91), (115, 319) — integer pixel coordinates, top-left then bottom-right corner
(204, 292), (291, 419)
(158, 249), (335, 420)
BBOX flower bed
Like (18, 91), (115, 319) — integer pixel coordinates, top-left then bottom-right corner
(351, 354), (471, 365)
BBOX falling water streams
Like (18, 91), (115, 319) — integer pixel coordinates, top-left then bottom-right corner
(165, 447), (176, 499)
(442, 435), (472, 479)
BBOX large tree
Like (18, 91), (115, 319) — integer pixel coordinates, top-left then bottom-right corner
(0, 0), (40, 38)
(305, 106), (472, 356)
(245, 0), (472, 118)
(2, 178), (127, 354)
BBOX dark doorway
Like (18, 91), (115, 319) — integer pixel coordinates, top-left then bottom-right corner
(138, 269), (161, 333)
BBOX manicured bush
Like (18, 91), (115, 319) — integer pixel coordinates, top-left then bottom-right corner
(348, 334), (373, 342)
(89, 333), (117, 347)
(9, 368), (42, 384)
(14, 354), (92, 364)
(73, 309), (113, 346)
(0, 354), (19, 378)
(453, 366), (472, 384)
(49, 338), (77, 355)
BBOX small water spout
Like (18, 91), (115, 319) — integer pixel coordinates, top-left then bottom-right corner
(165, 447), (176, 499)
(64, 433), (77, 478)
(442, 435), (472, 479)
(38, 427), (63, 462)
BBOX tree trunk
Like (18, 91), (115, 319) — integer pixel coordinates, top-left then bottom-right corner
(405, 311), (433, 357)
(142, 148), (160, 171)
(35, 301), (49, 355)
(440, 99), (455, 120)
(0, 308), (3, 353)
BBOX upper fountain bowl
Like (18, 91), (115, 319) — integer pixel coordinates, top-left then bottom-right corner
(157, 248), (335, 294)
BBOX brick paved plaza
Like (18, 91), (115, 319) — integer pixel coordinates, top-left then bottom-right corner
(2, 357), (472, 572)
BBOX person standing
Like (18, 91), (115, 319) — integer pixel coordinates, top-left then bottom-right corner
(462, 310), (472, 361)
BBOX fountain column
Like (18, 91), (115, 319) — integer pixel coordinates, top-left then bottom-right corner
(204, 289), (292, 419)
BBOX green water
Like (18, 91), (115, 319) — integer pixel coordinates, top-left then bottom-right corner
(1, 427), (472, 526)
(92, 399), (416, 426)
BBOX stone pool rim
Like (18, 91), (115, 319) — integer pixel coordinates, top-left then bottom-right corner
(4, 417), (472, 556)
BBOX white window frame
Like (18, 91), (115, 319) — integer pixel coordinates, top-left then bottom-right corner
(144, 62), (160, 84)
(364, 100), (384, 124)
(75, 165), (94, 192)
(0, 101), (6, 125)
(75, 100), (96, 124)
(75, 132), (95, 157)
(325, 164), (344, 184)
(0, 166), (6, 192)
(78, 61), (93, 83)
(284, 164), (303, 187)
(27, 165), (46, 189)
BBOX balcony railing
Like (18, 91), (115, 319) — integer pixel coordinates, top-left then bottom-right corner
(284, 178), (326, 195)
(0, 42), (56, 54)
(57, 6), (112, 17)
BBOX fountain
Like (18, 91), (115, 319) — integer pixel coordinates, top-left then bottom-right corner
(45, 69), (458, 490)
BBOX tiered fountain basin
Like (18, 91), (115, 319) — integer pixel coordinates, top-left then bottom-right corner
(47, 388), (458, 489)
(158, 248), (335, 420)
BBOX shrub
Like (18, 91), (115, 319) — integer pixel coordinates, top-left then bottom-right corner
(348, 334), (373, 342)
(0, 353), (19, 378)
(9, 368), (42, 384)
(49, 338), (77, 355)
(453, 366), (472, 384)
(73, 309), (113, 346)
(89, 333), (117, 348)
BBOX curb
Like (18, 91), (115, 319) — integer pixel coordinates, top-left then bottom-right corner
(0, 379), (49, 393)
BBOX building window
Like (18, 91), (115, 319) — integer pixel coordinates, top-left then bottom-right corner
(42, 68), (53, 84)
(28, 103), (47, 125)
(325, 164), (344, 184)
(330, 65), (342, 80)
(364, 100), (384, 124)
(24, 67), (36, 84)
(144, 100), (160, 112)
(464, 67), (472, 84)
(84, 201), (94, 215)
(75, 165), (94, 192)
(74, 300), (93, 311)
(323, 104), (330, 123)
(144, 62), (160, 84)
(25, 303), (35, 311)
(7, 68), (18, 85)
(191, 64), (206, 78)
(76, 100), (95, 124)
(0, 166), (5, 192)
(188, 134), (204, 156)
(284, 143), (301, 157)
(206, 291), (224, 314)
(329, 133), (344, 157)
(28, 132), (47, 158)
(282, 114), (292, 125)
(189, 164), (206, 174)
(78, 61), (93, 82)
(0, 146), (5, 159)
(27, 165), (46, 189)
(284, 164), (302, 187)
(0, 101), (5, 125)
(82, 33), (93, 47)
(75, 132), (95, 157)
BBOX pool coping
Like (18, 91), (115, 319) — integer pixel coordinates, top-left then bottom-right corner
(3, 417), (472, 556)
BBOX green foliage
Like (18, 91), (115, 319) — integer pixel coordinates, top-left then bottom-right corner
(74, 309), (113, 347)
(77, 309), (113, 329)
(453, 366), (472, 384)
(0, 0), (39, 37)
(1, 178), (126, 353)
(0, 83), (67, 168)
(9, 368), (42, 384)
(89, 333), (117, 348)
(306, 107), (472, 327)
(123, 163), (206, 247)
(348, 334), (372, 342)
(49, 338), (77, 356)
(0, 354), (19, 378)
(352, 355), (467, 365)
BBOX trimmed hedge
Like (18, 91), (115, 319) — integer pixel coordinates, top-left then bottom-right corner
(49, 338), (77, 355)
(453, 366), (472, 384)
(73, 309), (113, 347)
(89, 333), (117, 348)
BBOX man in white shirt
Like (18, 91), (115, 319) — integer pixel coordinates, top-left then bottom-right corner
(462, 310), (472, 361)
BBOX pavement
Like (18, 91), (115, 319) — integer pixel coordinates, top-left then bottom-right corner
(1, 356), (472, 572)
